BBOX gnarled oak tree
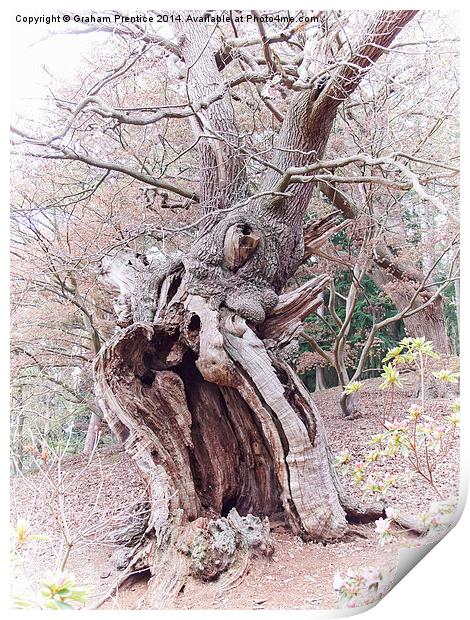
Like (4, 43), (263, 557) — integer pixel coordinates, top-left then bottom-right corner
(13, 9), (432, 606)
(91, 10), (417, 604)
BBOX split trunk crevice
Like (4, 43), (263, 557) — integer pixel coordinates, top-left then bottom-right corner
(94, 217), (382, 607)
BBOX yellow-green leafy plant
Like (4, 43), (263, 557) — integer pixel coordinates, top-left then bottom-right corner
(343, 381), (363, 395)
(12, 518), (48, 550)
(13, 571), (88, 610)
(335, 337), (459, 546)
(11, 518), (89, 610)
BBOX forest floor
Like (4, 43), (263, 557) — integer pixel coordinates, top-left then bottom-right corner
(10, 370), (460, 610)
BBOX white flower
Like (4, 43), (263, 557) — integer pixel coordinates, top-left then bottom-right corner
(375, 517), (391, 535)
(375, 517), (394, 546)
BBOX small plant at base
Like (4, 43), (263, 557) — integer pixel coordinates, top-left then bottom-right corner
(418, 496), (458, 532)
(13, 571), (89, 610)
(334, 338), (459, 546)
(11, 519), (89, 609)
(449, 398), (460, 427)
(333, 565), (394, 608)
(432, 369), (460, 383)
(374, 517), (393, 547)
(12, 519), (48, 551)
(334, 449), (351, 470)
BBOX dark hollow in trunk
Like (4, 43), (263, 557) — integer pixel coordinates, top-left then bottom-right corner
(94, 245), (385, 606)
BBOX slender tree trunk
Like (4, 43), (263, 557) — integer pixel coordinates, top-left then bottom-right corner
(454, 268), (460, 349)
(316, 367), (326, 391)
(75, 285), (105, 455)
(314, 301), (327, 391)
(83, 411), (102, 455)
(334, 361), (360, 418)
(12, 412), (25, 475)
(339, 391), (360, 418)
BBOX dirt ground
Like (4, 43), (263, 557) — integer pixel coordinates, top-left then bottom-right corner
(10, 373), (460, 610)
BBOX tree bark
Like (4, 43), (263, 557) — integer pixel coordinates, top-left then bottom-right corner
(174, 15), (247, 211)
(93, 11), (417, 606)
(12, 411), (25, 475)
(83, 411), (102, 455)
(399, 294), (449, 354)
(371, 266), (450, 354)
(339, 392), (360, 418)
(315, 300), (327, 391)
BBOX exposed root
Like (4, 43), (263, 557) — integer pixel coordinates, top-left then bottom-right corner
(146, 509), (273, 608)
(146, 542), (189, 608)
(87, 541), (152, 610)
(213, 554), (251, 606)
(391, 514), (428, 536)
(342, 498), (385, 524)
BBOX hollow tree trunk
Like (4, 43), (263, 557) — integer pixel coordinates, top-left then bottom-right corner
(94, 219), (380, 605)
(93, 11), (416, 607)
(94, 253), (352, 605)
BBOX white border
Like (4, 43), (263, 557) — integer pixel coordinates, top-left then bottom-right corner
(3, 2), (468, 619)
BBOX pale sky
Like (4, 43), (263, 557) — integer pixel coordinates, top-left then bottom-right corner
(11, 23), (109, 120)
